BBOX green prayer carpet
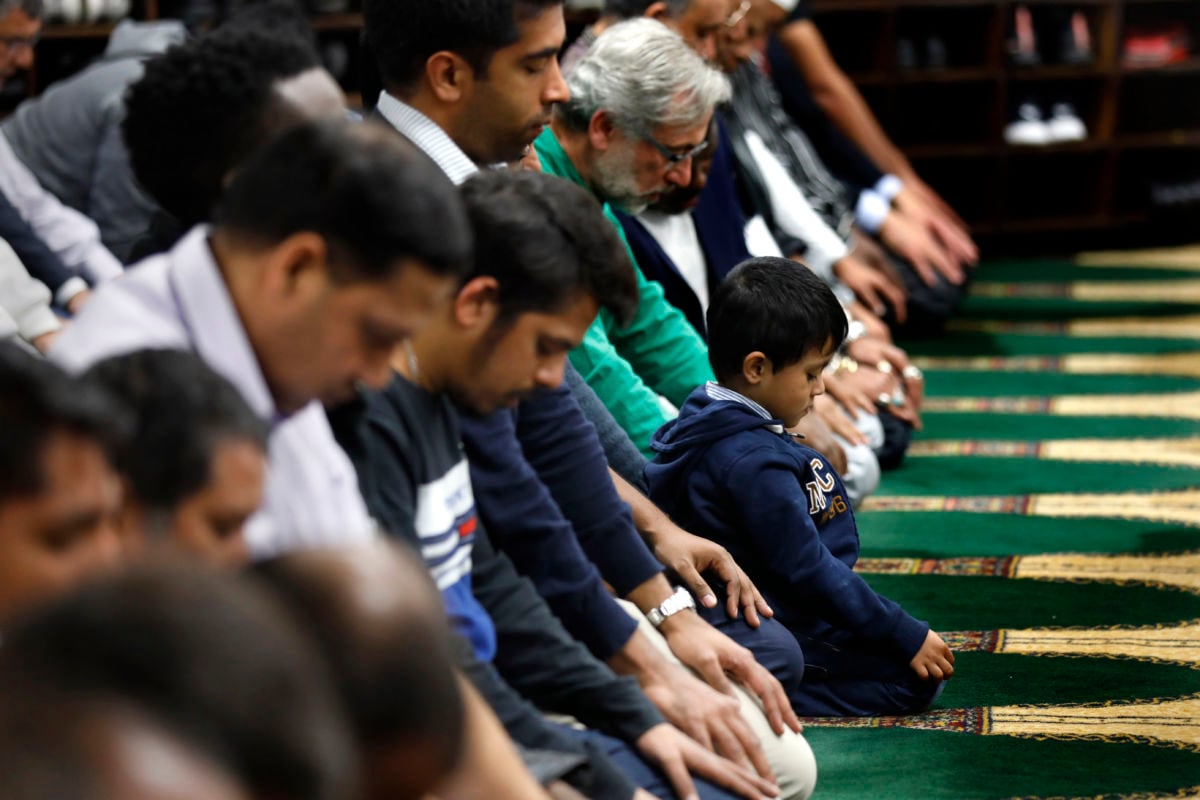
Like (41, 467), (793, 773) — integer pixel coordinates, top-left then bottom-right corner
(802, 250), (1200, 799)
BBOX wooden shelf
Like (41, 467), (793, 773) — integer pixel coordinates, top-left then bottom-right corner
(1120, 57), (1200, 76)
(39, 22), (117, 39)
(1007, 64), (1113, 79)
(309, 12), (363, 32)
(806, 0), (1200, 246)
(1116, 130), (1200, 148)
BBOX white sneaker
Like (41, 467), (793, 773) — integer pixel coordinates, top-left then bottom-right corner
(1005, 102), (1051, 145)
(1046, 102), (1087, 142)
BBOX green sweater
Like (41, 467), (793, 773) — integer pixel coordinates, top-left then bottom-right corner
(535, 127), (715, 456)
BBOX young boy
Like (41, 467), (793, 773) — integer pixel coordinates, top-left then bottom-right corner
(646, 257), (954, 717)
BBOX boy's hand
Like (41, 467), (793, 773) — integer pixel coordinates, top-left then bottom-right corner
(910, 630), (955, 681)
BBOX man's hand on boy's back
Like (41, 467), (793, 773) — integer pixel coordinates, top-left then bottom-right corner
(910, 630), (956, 681)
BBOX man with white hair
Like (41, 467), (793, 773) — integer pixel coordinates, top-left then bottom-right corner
(536, 18), (730, 455)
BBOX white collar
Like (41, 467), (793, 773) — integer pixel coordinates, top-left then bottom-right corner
(704, 381), (785, 434)
(376, 91), (480, 186)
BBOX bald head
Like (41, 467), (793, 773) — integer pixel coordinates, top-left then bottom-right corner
(255, 542), (465, 800)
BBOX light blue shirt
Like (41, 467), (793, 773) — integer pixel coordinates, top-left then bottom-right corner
(51, 226), (377, 558)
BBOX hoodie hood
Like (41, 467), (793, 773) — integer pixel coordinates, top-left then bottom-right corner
(647, 384), (785, 506)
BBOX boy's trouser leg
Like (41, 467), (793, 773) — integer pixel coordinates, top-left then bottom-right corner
(619, 599), (818, 800)
(792, 633), (945, 717)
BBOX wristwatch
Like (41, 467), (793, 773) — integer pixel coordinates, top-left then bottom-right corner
(645, 587), (696, 628)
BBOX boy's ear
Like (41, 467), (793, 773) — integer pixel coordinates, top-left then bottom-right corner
(742, 351), (769, 385)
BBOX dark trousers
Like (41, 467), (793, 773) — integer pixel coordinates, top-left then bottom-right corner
(700, 591), (943, 717)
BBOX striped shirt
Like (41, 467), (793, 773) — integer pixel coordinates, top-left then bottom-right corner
(704, 381), (786, 434)
(376, 92), (479, 186)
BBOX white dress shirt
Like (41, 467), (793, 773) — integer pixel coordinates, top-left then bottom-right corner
(51, 226), (377, 559)
(637, 210), (711, 314)
(375, 92), (480, 186)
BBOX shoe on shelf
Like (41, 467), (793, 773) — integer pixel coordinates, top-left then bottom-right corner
(1005, 102), (1051, 145)
(1059, 11), (1094, 65)
(1007, 4), (1041, 66)
(1046, 102), (1087, 142)
(1123, 23), (1192, 68)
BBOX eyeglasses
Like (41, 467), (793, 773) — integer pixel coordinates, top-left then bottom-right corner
(0, 33), (39, 53)
(644, 133), (711, 165)
(725, 0), (751, 28)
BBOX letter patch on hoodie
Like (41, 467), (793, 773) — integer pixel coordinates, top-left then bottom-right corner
(805, 457), (841, 518)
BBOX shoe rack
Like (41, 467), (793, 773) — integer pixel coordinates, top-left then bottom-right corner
(806, 0), (1200, 251)
(0, 1), (368, 114)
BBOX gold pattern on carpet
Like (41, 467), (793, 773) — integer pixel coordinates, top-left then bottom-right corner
(1077, 245), (1200, 271)
(801, 695), (1200, 752)
(948, 315), (1200, 338)
(907, 437), (1200, 467)
(856, 551), (1200, 594)
(924, 391), (1200, 420)
(914, 352), (1200, 378)
(970, 280), (1200, 303)
(939, 621), (1200, 669)
(860, 491), (1200, 529)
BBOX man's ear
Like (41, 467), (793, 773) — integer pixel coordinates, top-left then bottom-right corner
(587, 110), (618, 152)
(426, 51), (471, 104)
(453, 276), (501, 330)
(742, 351), (770, 385)
(259, 232), (330, 304)
(643, 1), (670, 22)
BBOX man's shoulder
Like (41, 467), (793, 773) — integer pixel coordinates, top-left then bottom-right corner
(51, 260), (186, 372)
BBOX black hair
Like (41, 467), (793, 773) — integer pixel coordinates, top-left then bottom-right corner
(122, 26), (322, 227)
(459, 170), (638, 326)
(604, 0), (689, 17)
(82, 350), (267, 514)
(364, 0), (561, 92)
(254, 545), (464, 773)
(0, 564), (357, 800)
(707, 257), (848, 383)
(221, 0), (318, 48)
(0, 342), (128, 504)
(214, 119), (472, 283)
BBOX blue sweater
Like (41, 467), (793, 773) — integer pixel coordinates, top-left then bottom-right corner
(459, 378), (663, 661)
(645, 385), (928, 660)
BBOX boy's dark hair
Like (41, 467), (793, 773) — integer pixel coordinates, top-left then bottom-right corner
(707, 257), (848, 382)
(122, 26), (321, 227)
(82, 350), (267, 515)
(0, 342), (127, 504)
(214, 119), (472, 283)
(604, 0), (689, 18)
(459, 170), (638, 326)
(254, 545), (464, 767)
(364, 0), (561, 92)
(0, 564), (357, 800)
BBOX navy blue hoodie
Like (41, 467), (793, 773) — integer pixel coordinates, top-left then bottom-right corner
(646, 385), (929, 660)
